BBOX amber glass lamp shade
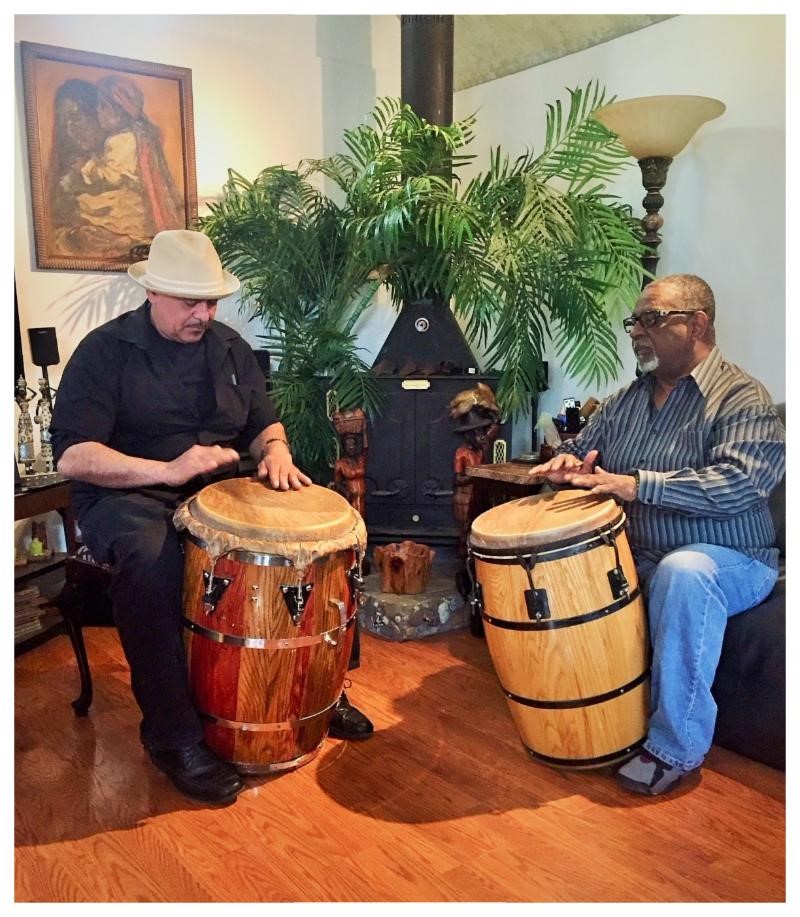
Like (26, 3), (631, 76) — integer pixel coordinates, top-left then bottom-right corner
(592, 95), (726, 158)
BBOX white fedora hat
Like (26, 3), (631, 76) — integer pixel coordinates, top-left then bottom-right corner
(128, 230), (240, 299)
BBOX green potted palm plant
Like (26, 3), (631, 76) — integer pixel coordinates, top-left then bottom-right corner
(201, 166), (385, 477)
(201, 81), (644, 473)
(307, 82), (644, 414)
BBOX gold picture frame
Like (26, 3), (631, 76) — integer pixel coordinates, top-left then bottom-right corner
(21, 41), (198, 272)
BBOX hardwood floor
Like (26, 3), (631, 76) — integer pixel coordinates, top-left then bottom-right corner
(15, 626), (785, 903)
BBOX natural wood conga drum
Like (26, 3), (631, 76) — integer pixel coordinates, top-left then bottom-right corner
(174, 479), (367, 774)
(469, 490), (649, 769)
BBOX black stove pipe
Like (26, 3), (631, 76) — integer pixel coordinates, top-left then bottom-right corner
(400, 15), (454, 126)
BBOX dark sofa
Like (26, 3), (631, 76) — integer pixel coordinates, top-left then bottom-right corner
(711, 403), (786, 769)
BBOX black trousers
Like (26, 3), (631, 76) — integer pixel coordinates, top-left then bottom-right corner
(78, 488), (361, 751)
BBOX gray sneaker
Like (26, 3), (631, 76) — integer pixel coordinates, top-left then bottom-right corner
(616, 752), (691, 796)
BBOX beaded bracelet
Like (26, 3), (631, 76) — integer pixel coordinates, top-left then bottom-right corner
(261, 437), (291, 460)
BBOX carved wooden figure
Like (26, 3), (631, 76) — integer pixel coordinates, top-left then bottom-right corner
(449, 384), (501, 557)
(15, 376), (37, 473)
(330, 409), (368, 518)
(34, 379), (55, 472)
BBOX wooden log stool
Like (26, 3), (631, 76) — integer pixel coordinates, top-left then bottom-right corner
(373, 541), (435, 595)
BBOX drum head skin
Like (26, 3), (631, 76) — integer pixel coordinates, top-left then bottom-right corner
(470, 489), (622, 551)
(191, 479), (355, 543)
(174, 479), (367, 570)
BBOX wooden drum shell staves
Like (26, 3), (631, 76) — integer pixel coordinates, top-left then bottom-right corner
(175, 479), (367, 775)
(468, 490), (650, 769)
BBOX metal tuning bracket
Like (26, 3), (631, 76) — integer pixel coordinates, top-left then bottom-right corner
(463, 552), (488, 637)
(601, 531), (630, 600)
(464, 553), (484, 617)
(281, 583), (313, 625)
(469, 580), (484, 618)
(524, 588), (551, 622)
(520, 554), (551, 622)
(607, 567), (630, 600)
(348, 565), (366, 606)
(202, 570), (232, 615)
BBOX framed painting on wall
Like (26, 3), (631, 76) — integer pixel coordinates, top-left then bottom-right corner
(21, 41), (198, 272)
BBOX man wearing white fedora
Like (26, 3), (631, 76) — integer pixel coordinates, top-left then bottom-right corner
(51, 229), (373, 804)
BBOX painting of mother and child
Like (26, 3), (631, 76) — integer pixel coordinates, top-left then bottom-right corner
(50, 73), (187, 263)
(23, 44), (196, 270)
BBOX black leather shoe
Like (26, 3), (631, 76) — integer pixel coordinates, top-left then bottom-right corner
(147, 742), (244, 803)
(328, 691), (374, 740)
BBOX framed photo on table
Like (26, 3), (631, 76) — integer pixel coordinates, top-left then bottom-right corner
(21, 41), (198, 272)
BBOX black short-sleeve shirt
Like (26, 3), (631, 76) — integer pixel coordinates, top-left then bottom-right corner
(50, 302), (278, 517)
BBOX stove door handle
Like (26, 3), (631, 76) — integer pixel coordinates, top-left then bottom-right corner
(424, 487), (454, 498)
(371, 488), (401, 497)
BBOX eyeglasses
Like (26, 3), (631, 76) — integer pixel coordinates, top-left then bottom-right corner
(623, 310), (697, 334)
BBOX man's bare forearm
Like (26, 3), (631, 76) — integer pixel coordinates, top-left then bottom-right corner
(57, 442), (171, 488)
(57, 441), (241, 488)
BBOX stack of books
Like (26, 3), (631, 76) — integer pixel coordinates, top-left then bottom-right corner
(14, 585), (57, 643)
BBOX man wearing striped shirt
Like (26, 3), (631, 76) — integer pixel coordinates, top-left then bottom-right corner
(529, 274), (784, 795)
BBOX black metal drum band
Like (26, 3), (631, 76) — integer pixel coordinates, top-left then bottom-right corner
(181, 612), (356, 649)
(501, 667), (650, 710)
(468, 512), (626, 565)
(482, 583), (641, 631)
(525, 739), (647, 769)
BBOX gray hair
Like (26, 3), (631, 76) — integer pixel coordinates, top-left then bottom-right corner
(655, 274), (716, 324)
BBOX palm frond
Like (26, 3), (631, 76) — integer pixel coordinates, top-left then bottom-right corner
(203, 83), (644, 444)
(534, 82), (634, 192)
(550, 294), (624, 387)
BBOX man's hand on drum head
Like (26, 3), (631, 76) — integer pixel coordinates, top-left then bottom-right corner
(561, 463), (637, 502)
(163, 444), (241, 486)
(528, 449), (599, 484)
(257, 448), (313, 491)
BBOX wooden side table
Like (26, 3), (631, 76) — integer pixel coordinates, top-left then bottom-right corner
(465, 461), (546, 518)
(14, 478), (93, 715)
(14, 478), (77, 552)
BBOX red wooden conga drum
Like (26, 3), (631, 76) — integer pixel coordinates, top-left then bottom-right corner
(468, 490), (649, 769)
(174, 479), (367, 774)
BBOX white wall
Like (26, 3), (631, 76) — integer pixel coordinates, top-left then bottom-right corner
(454, 13), (786, 435)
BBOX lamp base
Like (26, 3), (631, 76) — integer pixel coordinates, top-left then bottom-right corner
(638, 156), (673, 285)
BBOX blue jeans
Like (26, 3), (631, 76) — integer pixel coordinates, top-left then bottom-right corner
(636, 544), (777, 770)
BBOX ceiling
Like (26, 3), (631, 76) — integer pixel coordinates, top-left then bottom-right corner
(453, 15), (674, 91)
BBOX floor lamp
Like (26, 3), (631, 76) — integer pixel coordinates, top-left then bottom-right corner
(593, 95), (725, 285)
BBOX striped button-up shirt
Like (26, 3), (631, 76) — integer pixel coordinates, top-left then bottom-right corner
(557, 347), (785, 569)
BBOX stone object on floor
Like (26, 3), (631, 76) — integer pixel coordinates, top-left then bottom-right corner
(359, 553), (468, 641)
(373, 540), (435, 595)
